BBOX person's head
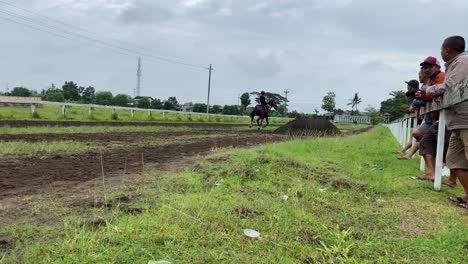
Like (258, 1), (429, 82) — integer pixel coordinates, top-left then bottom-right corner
(418, 69), (427, 83)
(441, 36), (465, 62)
(405, 79), (419, 91)
(420, 56), (441, 78)
(405, 92), (413, 103)
(260, 91), (265, 95)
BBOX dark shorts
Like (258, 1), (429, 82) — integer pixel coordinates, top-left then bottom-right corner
(419, 122), (451, 163)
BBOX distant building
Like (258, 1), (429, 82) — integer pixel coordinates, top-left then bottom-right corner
(133, 96), (154, 104)
(0, 95), (42, 107)
(179, 102), (193, 112)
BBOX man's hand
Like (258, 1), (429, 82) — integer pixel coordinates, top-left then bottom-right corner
(415, 91), (422, 99)
(420, 86), (427, 93)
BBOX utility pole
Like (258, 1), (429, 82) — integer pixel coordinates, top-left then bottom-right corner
(135, 57), (142, 97)
(284, 89), (290, 113)
(206, 64), (213, 114)
(238, 93), (240, 106)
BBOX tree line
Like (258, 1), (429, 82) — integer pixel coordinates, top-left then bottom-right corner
(1, 83), (296, 117)
(320, 90), (409, 123)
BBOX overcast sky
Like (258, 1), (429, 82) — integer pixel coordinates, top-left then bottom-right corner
(1, 0), (467, 112)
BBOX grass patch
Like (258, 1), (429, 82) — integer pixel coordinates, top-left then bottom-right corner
(0, 141), (95, 156)
(1, 126), (466, 263)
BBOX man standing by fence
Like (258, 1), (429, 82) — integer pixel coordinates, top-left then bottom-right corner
(423, 36), (468, 209)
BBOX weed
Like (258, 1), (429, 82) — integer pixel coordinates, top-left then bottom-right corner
(111, 112), (118, 120)
(31, 111), (41, 119)
(317, 226), (355, 263)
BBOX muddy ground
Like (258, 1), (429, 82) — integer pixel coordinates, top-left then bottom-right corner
(0, 129), (284, 198)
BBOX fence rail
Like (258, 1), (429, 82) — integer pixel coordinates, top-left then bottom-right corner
(334, 115), (371, 124)
(386, 76), (468, 191)
(0, 98), (292, 121)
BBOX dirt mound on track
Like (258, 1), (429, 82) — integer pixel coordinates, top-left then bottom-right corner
(274, 118), (341, 136)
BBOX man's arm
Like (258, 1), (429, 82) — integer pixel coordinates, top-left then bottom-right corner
(425, 59), (468, 95)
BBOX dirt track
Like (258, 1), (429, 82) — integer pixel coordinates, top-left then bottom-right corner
(0, 129), (285, 200)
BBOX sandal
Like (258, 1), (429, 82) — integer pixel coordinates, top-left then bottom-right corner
(459, 203), (468, 209)
(411, 176), (434, 182)
(442, 182), (456, 189)
(449, 197), (467, 204)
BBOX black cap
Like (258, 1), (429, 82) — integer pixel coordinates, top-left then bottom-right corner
(405, 80), (419, 89)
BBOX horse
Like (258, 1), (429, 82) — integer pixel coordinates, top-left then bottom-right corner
(249, 100), (278, 129)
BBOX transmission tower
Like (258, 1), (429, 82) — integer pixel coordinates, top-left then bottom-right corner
(135, 57), (142, 97)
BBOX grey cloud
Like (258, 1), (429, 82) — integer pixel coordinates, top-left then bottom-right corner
(229, 50), (283, 79)
(117, 0), (175, 24)
(360, 60), (394, 72)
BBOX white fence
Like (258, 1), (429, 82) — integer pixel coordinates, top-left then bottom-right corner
(386, 76), (468, 191)
(0, 98), (292, 122)
(334, 115), (371, 124)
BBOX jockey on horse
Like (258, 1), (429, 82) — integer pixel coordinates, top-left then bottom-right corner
(259, 91), (269, 115)
(249, 91), (277, 129)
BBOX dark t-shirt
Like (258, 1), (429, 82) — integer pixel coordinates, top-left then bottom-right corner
(259, 95), (267, 105)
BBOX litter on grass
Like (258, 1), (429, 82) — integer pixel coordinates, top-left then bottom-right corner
(148, 261), (171, 264)
(244, 229), (261, 238)
(215, 179), (224, 186)
(441, 166), (450, 177)
(319, 188), (327, 192)
(281, 195), (289, 201)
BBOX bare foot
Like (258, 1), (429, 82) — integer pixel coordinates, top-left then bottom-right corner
(397, 155), (411, 160)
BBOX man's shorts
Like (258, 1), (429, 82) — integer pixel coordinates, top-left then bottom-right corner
(415, 123), (431, 142)
(446, 129), (468, 169)
(419, 122), (451, 162)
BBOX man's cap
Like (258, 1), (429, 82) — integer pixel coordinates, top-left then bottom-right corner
(420, 56), (441, 67)
(405, 79), (419, 89)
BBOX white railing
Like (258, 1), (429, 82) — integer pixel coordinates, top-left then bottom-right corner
(386, 76), (468, 191)
(0, 98), (292, 122)
(334, 115), (371, 124)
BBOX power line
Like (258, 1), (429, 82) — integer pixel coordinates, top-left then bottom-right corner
(0, 1), (206, 70)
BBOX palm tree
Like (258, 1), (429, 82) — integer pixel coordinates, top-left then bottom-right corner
(347, 93), (362, 112)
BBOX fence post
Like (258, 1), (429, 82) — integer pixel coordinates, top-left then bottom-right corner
(434, 112), (446, 191)
(130, 109), (134, 118)
(399, 120), (404, 146)
(88, 106), (93, 116)
(162, 112), (166, 120)
(112, 108), (116, 116)
(148, 109), (152, 117)
(31, 104), (36, 114)
(411, 117), (417, 159)
(62, 104), (66, 117)
(420, 154), (426, 172)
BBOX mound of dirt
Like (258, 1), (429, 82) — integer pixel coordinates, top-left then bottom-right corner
(274, 118), (341, 136)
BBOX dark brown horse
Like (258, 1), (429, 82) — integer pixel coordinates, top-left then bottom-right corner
(249, 100), (278, 129)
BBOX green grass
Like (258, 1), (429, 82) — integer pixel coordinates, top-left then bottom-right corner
(0, 105), (289, 125)
(334, 122), (371, 130)
(0, 141), (95, 156)
(1, 126), (466, 263)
